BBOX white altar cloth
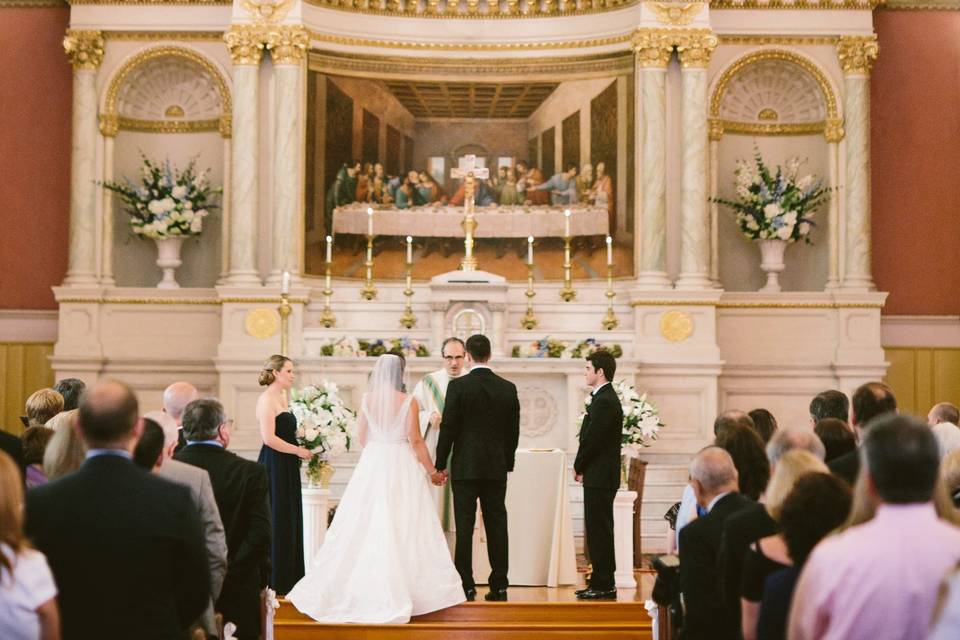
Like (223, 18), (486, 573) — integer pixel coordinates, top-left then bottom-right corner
(472, 448), (578, 587)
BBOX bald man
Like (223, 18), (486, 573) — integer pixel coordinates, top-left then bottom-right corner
(678, 447), (752, 640)
(25, 380), (209, 639)
(163, 381), (199, 453)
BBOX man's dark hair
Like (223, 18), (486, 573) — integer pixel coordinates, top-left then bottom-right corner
(78, 381), (139, 447)
(586, 350), (616, 383)
(715, 423), (770, 501)
(814, 418), (857, 463)
(441, 337), (465, 356)
(133, 419), (165, 470)
(862, 413), (939, 504)
(54, 378), (86, 412)
(851, 382), (897, 428)
(564, 162), (578, 174)
(748, 408), (778, 444)
(713, 410), (755, 438)
(465, 334), (491, 363)
(780, 472), (852, 566)
(182, 398), (226, 442)
(809, 390), (849, 423)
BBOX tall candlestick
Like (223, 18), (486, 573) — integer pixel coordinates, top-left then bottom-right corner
(281, 270), (290, 295)
(325, 235), (332, 264)
(400, 236), (416, 329)
(367, 207), (373, 236)
(527, 236), (534, 265)
(606, 235), (613, 266)
(406, 235), (413, 264)
(564, 209), (571, 238)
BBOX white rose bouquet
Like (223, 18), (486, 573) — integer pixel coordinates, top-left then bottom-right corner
(713, 148), (829, 243)
(102, 155), (220, 239)
(576, 379), (664, 457)
(289, 381), (357, 485)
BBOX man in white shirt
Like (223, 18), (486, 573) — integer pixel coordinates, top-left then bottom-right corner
(928, 402), (960, 458)
(411, 337), (465, 525)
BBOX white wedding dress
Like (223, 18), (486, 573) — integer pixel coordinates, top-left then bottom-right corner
(287, 379), (465, 624)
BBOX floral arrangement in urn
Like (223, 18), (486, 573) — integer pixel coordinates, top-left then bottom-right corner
(576, 379), (663, 457)
(102, 155), (220, 238)
(289, 381), (357, 486)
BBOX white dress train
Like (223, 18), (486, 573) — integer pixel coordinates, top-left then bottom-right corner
(286, 395), (466, 624)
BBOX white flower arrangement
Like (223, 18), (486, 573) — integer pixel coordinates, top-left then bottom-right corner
(289, 381), (357, 483)
(577, 379), (663, 457)
(713, 148), (829, 243)
(317, 337), (430, 358)
(102, 155), (220, 239)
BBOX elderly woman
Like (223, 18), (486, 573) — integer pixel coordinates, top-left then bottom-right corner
(24, 389), (63, 429)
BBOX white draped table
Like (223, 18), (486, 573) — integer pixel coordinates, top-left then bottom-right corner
(472, 448), (578, 587)
(333, 204), (609, 238)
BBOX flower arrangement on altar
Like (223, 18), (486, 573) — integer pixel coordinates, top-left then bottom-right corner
(713, 148), (829, 243)
(576, 379), (664, 457)
(289, 381), (357, 486)
(317, 337), (430, 358)
(101, 155), (220, 238)
(511, 338), (623, 359)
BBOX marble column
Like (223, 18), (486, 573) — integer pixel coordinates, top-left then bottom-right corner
(634, 31), (674, 289)
(838, 36), (879, 291)
(708, 120), (723, 287)
(224, 25), (266, 285)
(62, 30), (104, 286)
(266, 25), (309, 285)
(675, 33), (717, 290)
(825, 119), (844, 290)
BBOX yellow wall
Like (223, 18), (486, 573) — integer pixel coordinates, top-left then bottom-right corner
(0, 342), (55, 436)
(884, 347), (960, 417)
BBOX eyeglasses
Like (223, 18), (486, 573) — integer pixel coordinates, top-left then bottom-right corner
(221, 418), (235, 429)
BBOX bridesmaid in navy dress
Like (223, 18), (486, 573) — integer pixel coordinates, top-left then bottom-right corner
(256, 355), (313, 594)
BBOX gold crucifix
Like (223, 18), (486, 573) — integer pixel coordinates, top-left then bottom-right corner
(450, 154), (489, 272)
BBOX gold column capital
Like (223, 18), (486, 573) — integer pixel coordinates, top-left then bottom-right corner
(99, 114), (119, 137)
(265, 24), (310, 65)
(824, 117), (845, 142)
(676, 30), (718, 68)
(63, 29), (104, 70)
(633, 29), (675, 68)
(708, 118), (723, 141)
(225, 24), (267, 66)
(838, 35), (879, 76)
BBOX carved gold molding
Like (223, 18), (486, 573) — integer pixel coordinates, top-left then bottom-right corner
(708, 118), (724, 141)
(824, 118), (844, 142)
(63, 30), (105, 70)
(302, 0), (636, 19)
(648, 2), (703, 24)
(676, 31), (718, 68)
(308, 30), (634, 51)
(711, 0), (880, 8)
(242, 0), (296, 22)
(104, 31), (225, 41)
(68, 0), (228, 3)
(117, 117), (222, 133)
(57, 296), (309, 305)
(722, 120), (826, 136)
(225, 24), (267, 65)
(632, 29), (676, 68)
(630, 299), (884, 308)
(718, 35), (838, 46)
(837, 35), (879, 75)
(265, 24), (310, 65)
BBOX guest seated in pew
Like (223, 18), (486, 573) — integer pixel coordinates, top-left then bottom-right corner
(828, 382), (896, 486)
(52, 378), (85, 413)
(942, 449), (960, 508)
(747, 409), (778, 444)
(814, 418), (857, 464)
(928, 402), (960, 458)
(42, 412), (85, 481)
(24, 389), (63, 429)
(21, 426), (54, 489)
(808, 389), (849, 426)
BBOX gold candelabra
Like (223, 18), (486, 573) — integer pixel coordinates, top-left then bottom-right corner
(360, 234), (377, 300)
(559, 235), (576, 302)
(399, 254), (417, 329)
(278, 292), (292, 355)
(319, 265), (336, 328)
(602, 264), (619, 330)
(521, 262), (538, 330)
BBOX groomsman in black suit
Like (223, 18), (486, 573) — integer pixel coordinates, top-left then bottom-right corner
(175, 398), (272, 640)
(25, 380), (210, 638)
(436, 333), (521, 602)
(573, 350), (624, 601)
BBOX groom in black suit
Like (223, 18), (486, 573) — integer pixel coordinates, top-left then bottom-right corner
(573, 350), (623, 600)
(436, 333), (520, 602)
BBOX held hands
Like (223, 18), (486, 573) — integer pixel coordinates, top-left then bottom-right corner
(297, 447), (313, 460)
(429, 412), (442, 430)
(430, 470), (449, 486)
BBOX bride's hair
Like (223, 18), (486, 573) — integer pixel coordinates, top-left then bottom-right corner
(258, 354), (291, 386)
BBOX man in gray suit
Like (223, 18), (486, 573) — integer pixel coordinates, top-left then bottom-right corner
(146, 410), (227, 638)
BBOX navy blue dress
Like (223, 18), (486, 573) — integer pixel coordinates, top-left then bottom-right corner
(258, 411), (304, 594)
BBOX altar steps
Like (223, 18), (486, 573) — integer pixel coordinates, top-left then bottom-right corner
(274, 599), (653, 640)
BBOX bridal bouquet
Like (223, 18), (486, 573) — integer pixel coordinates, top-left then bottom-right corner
(101, 155), (220, 238)
(290, 381), (357, 485)
(577, 379), (663, 456)
(713, 148), (829, 243)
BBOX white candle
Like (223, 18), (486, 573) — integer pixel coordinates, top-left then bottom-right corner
(564, 209), (571, 237)
(406, 236), (413, 264)
(527, 236), (534, 265)
(281, 270), (290, 295)
(325, 235), (332, 264)
(367, 207), (373, 236)
(606, 235), (613, 266)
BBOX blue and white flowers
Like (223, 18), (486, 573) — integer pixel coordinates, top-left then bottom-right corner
(714, 148), (829, 244)
(102, 155), (220, 238)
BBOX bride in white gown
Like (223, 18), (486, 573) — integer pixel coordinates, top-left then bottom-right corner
(286, 354), (466, 623)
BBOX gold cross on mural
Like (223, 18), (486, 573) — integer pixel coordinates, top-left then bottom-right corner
(450, 154), (489, 272)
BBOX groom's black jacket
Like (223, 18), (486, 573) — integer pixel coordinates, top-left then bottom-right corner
(574, 383), (623, 490)
(436, 367), (521, 481)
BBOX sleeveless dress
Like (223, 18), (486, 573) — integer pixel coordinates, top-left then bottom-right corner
(286, 395), (465, 624)
(258, 411), (304, 594)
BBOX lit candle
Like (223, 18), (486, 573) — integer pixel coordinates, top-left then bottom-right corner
(325, 235), (332, 264)
(527, 236), (534, 265)
(281, 270), (290, 295)
(606, 235), (613, 266)
(367, 207), (373, 236)
(564, 209), (571, 237)
(406, 236), (413, 264)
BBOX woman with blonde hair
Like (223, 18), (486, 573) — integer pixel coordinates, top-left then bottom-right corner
(256, 355), (312, 595)
(42, 413), (86, 481)
(24, 389), (63, 428)
(0, 451), (61, 640)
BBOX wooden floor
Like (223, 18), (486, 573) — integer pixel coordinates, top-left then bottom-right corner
(274, 571), (656, 639)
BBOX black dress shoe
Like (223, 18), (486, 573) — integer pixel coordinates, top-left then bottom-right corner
(576, 588), (617, 601)
(574, 586), (591, 597)
(484, 589), (508, 602)
(464, 588), (477, 601)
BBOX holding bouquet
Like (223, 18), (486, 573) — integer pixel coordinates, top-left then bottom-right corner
(290, 381), (357, 486)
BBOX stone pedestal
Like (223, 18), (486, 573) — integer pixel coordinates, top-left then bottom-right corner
(614, 489), (638, 589)
(302, 486), (330, 573)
